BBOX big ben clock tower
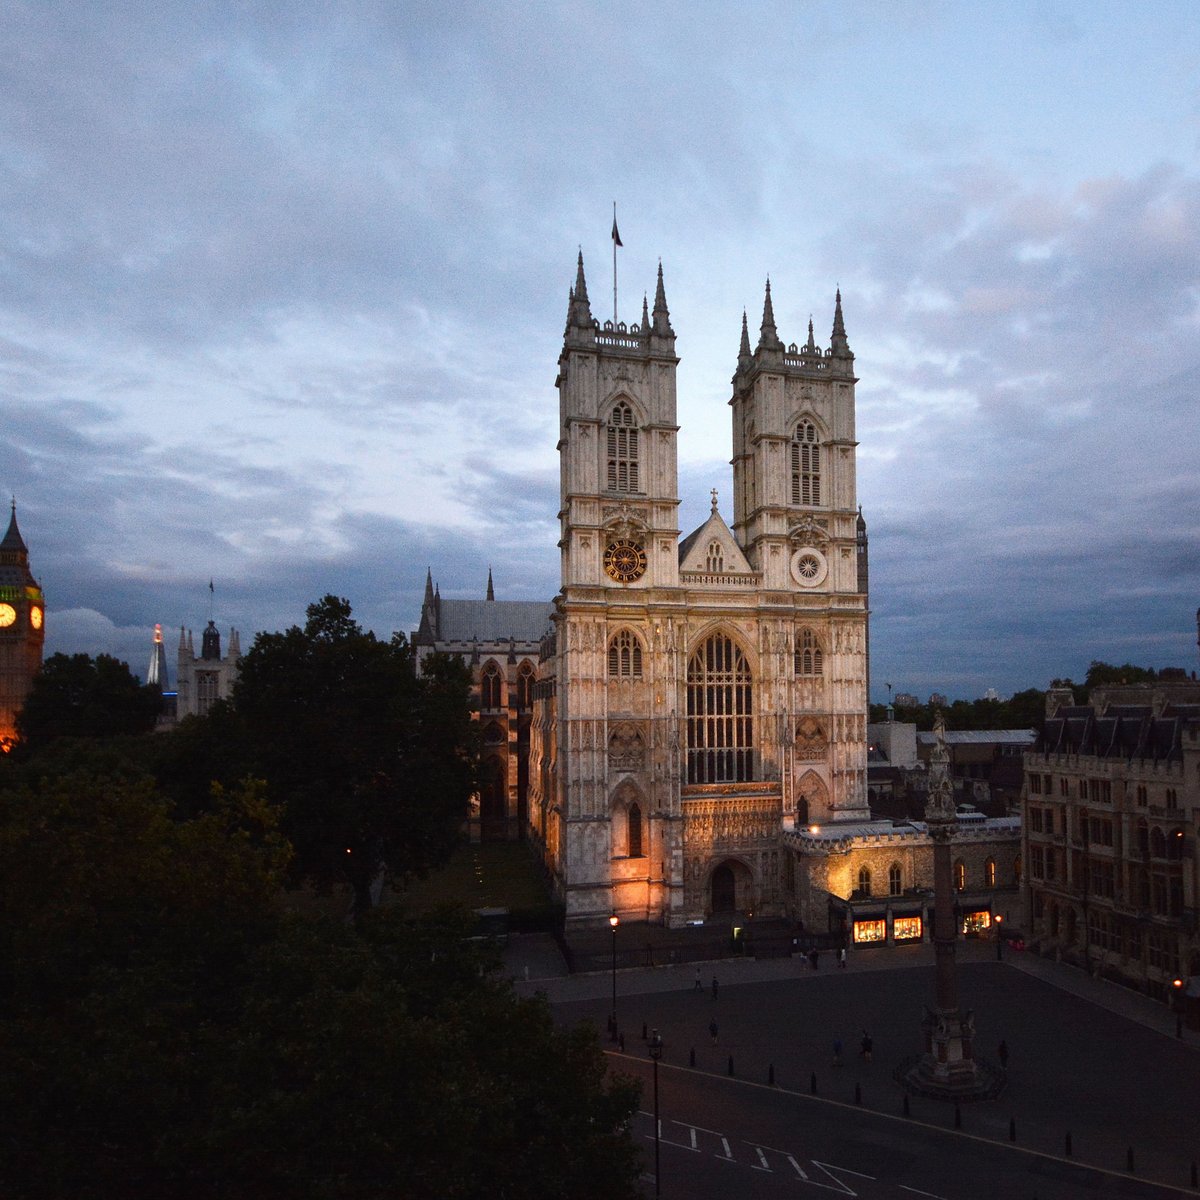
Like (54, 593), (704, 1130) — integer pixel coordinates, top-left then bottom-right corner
(0, 502), (45, 751)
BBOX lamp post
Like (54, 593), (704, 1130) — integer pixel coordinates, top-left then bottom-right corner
(609, 912), (619, 1041)
(995, 912), (1004, 961)
(648, 1028), (663, 1197)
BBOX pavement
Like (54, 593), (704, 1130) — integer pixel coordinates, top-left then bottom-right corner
(504, 932), (1200, 1194)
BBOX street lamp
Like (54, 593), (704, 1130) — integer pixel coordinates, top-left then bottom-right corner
(994, 913), (1003, 961)
(648, 1028), (663, 1197)
(609, 911), (620, 1041)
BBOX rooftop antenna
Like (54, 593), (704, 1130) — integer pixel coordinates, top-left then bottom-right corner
(611, 201), (622, 325)
(208, 578), (214, 623)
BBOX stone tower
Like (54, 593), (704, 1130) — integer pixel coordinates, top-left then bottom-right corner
(0, 503), (45, 751)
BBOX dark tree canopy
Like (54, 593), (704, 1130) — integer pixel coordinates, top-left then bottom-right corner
(0, 757), (639, 1200)
(16, 652), (160, 747)
(870, 687), (1048, 732)
(232, 595), (477, 913)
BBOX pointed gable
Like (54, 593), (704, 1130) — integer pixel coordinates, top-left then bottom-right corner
(678, 507), (754, 581)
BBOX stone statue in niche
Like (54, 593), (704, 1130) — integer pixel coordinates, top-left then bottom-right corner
(608, 722), (645, 772)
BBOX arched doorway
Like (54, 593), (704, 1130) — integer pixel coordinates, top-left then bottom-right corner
(711, 864), (737, 913)
(708, 858), (752, 915)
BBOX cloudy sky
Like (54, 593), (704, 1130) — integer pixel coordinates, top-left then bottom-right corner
(3, 1), (1199, 701)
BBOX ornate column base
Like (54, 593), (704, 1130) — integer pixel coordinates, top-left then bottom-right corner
(900, 1005), (1003, 1101)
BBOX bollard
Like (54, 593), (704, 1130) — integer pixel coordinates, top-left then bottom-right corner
(727, 1055), (734, 1077)
(903, 1095), (910, 1117)
(810, 1071), (817, 1095)
(1065, 1131), (1073, 1157)
(854, 1083), (861, 1106)
(689, 1046), (695, 1068)
(768, 1063), (775, 1087)
(1127, 1147), (1134, 1173)
(954, 1104), (962, 1130)
(1009, 1118), (1016, 1143)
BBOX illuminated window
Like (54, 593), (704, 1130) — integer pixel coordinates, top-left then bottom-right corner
(705, 540), (724, 573)
(607, 630), (643, 678)
(985, 858), (996, 887)
(888, 862), (902, 896)
(857, 866), (872, 896)
(853, 919), (886, 944)
(686, 634), (754, 784)
(961, 910), (991, 935)
(953, 860), (966, 891)
(790, 420), (821, 505)
(893, 916), (922, 942)
(606, 401), (639, 493)
(794, 627), (824, 677)
(481, 663), (502, 710)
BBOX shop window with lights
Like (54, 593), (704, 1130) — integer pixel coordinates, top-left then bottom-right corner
(893, 916), (922, 943)
(853, 919), (886, 945)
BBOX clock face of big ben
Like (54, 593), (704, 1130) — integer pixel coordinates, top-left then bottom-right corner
(603, 538), (647, 583)
(0, 603), (15, 628)
(29, 605), (42, 630)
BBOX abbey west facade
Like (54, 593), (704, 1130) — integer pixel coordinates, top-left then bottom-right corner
(528, 254), (871, 928)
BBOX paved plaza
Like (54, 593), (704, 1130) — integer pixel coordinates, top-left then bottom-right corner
(510, 936), (1200, 1196)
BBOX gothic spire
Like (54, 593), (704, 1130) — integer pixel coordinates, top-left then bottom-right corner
(641, 293), (650, 331)
(423, 568), (435, 608)
(651, 260), (674, 337)
(757, 278), (783, 353)
(805, 315), (817, 353)
(486, 567), (495, 601)
(567, 251), (594, 332)
(738, 309), (752, 367)
(831, 287), (851, 357)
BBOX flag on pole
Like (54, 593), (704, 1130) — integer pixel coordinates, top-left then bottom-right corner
(611, 216), (622, 247)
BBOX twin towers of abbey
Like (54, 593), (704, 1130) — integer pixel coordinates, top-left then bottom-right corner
(525, 250), (871, 928)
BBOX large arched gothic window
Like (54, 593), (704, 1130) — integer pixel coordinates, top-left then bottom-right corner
(607, 630), (643, 678)
(794, 627), (824, 676)
(627, 802), (643, 858)
(686, 634), (753, 784)
(481, 662), (501, 710)
(606, 401), (639, 493)
(791, 420), (821, 506)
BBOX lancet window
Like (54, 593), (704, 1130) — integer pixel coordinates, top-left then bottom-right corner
(607, 630), (643, 678)
(686, 634), (753, 784)
(794, 627), (824, 676)
(481, 662), (502, 710)
(790, 420), (821, 506)
(705, 540), (724, 572)
(606, 401), (639, 493)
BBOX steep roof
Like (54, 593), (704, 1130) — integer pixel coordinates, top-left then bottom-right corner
(434, 599), (553, 644)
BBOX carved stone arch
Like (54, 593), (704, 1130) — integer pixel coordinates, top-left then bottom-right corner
(706, 856), (754, 915)
(600, 388), (648, 426)
(686, 620), (757, 673)
(785, 408), (830, 441)
(608, 721), (646, 772)
(795, 769), (828, 824)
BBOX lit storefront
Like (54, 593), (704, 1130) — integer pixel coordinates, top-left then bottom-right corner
(961, 910), (993, 936)
(853, 917), (887, 944)
(893, 915), (923, 943)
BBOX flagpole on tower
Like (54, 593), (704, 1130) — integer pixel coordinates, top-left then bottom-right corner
(611, 201), (622, 325)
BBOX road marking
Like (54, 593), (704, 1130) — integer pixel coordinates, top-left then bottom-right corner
(752, 1145), (771, 1171)
(898, 1187), (949, 1199)
(809, 1160), (876, 1195)
(684, 1121), (734, 1159)
(745, 1142), (809, 1179)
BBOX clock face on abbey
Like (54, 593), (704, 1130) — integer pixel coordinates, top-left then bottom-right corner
(604, 538), (647, 583)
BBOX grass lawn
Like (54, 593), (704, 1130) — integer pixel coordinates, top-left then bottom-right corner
(396, 840), (553, 916)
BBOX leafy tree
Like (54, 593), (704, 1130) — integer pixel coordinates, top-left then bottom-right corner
(15, 652), (161, 747)
(233, 596), (476, 914)
(1084, 660), (1158, 688)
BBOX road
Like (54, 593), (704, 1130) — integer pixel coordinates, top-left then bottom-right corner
(617, 1056), (1190, 1200)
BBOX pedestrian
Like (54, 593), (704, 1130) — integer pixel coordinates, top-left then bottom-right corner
(860, 1031), (873, 1061)
(694, 966), (702, 991)
(711, 975), (719, 1000)
(839, 947), (847, 968)
(709, 1018), (718, 1045)
(809, 948), (819, 970)
(833, 1037), (843, 1067)
(998, 1039), (1008, 1069)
